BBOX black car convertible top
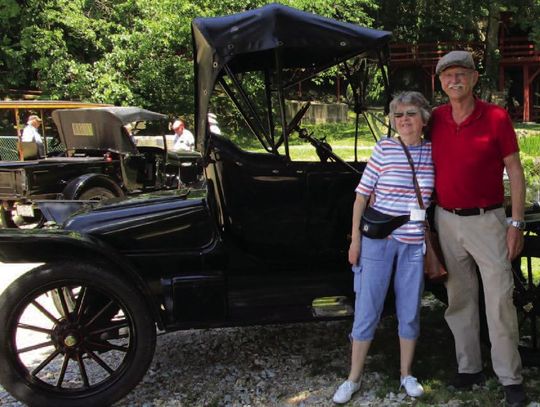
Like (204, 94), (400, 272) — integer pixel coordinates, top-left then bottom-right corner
(52, 107), (167, 155)
(192, 3), (391, 144)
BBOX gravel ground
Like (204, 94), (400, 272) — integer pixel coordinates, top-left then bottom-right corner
(1, 263), (539, 407)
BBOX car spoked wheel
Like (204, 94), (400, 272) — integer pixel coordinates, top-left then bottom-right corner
(513, 236), (540, 366)
(0, 263), (156, 407)
(78, 186), (118, 201)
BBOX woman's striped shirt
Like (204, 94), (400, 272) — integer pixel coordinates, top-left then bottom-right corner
(356, 137), (435, 244)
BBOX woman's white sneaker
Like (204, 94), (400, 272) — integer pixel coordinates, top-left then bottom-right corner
(332, 380), (361, 404)
(400, 375), (424, 397)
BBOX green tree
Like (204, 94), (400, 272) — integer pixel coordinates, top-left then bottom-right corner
(6, 0), (540, 114)
(1, 0), (379, 117)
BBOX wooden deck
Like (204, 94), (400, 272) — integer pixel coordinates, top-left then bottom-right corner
(390, 38), (540, 67)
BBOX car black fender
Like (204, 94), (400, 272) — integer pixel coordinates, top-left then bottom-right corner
(0, 228), (164, 328)
(62, 173), (125, 199)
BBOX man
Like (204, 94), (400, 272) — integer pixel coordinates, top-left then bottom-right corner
(431, 50), (527, 407)
(21, 115), (45, 157)
(171, 119), (195, 151)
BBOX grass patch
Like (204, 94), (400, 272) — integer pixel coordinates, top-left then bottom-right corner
(231, 120), (378, 161)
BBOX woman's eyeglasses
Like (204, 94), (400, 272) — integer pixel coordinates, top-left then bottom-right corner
(393, 110), (419, 118)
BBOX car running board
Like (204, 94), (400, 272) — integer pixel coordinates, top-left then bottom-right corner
(311, 296), (353, 318)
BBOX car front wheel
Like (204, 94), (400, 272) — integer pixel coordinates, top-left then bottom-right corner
(0, 262), (156, 407)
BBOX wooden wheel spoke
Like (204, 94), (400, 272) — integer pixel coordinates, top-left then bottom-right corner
(31, 348), (62, 376)
(18, 340), (54, 354)
(56, 354), (70, 388)
(88, 319), (129, 336)
(55, 287), (71, 319)
(75, 287), (88, 322)
(84, 300), (115, 329)
(76, 354), (90, 388)
(31, 300), (59, 324)
(17, 323), (53, 335)
(85, 349), (115, 374)
(87, 340), (128, 353)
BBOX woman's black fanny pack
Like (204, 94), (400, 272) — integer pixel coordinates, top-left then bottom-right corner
(360, 206), (410, 239)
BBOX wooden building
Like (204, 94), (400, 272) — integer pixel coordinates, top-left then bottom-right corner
(389, 19), (540, 122)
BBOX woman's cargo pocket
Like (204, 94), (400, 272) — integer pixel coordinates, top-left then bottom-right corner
(407, 243), (424, 264)
(352, 264), (362, 293)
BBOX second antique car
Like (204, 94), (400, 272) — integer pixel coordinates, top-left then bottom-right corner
(0, 4), (538, 407)
(0, 106), (202, 228)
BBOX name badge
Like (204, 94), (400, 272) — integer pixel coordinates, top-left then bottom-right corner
(410, 208), (426, 221)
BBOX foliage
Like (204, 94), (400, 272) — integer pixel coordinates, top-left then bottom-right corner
(377, 0), (485, 43)
(0, 0), (378, 119)
(3, 0), (540, 117)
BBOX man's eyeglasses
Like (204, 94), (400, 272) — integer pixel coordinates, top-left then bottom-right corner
(393, 110), (419, 118)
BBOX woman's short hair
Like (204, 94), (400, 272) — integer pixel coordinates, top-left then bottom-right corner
(388, 91), (431, 129)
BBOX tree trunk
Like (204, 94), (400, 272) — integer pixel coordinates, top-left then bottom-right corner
(482, 1), (501, 101)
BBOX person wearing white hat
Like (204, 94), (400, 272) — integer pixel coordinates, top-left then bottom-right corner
(171, 119), (195, 151)
(21, 114), (45, 157)
(431, 50), (527, 407)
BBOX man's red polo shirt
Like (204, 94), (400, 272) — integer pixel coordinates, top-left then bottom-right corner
(431, 99), (518, 209)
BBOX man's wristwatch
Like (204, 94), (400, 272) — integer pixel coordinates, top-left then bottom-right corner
(509, 219), (526, 231)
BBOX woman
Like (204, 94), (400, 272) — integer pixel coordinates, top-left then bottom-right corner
(333, 91), (434, 403)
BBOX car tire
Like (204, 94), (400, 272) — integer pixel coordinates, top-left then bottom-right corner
(0, 262), (156, 407)
(78, 186), (118, 201)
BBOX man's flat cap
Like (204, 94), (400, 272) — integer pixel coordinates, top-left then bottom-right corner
(436, 50), (475, 75)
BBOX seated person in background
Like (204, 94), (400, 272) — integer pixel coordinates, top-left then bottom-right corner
(172, 119), (195, 151)
(22, 115), (45, 157)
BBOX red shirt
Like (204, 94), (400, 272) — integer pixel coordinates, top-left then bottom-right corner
(431, 99), (518, 209)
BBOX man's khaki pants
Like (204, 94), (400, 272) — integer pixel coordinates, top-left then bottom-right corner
(435, 206), (522, 385)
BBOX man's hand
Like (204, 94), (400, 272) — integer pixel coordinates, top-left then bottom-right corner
(507, 226), (524, 260)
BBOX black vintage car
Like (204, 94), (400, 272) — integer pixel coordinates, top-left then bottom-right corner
(0, 4), (538, 407)
(0, 107), (201, 228)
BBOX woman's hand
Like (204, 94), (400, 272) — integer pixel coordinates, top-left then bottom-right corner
(348, 237), (361, 266)
(349, 194), (368, 266)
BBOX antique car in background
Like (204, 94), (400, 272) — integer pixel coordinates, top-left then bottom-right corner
(0, 4), (538, 407)
(0, 107), (202, 228)
(0, 100), (111, 161)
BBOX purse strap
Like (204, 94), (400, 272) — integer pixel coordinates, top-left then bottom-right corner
(396, 136), (425, 210)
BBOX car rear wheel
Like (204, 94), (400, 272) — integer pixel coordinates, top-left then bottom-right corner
(78, 186), (118, 201)
(0, 262), (156, 407)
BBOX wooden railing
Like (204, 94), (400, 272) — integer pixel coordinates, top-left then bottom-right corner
(390, 42), (483, 67)
(391, 38), (540, 66)
(499, 36), (540, 62)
